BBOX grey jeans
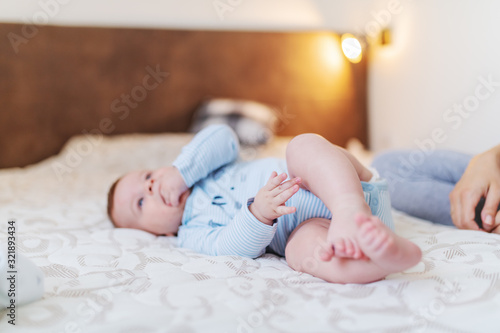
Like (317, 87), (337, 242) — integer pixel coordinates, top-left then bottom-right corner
(371, 150), (472, 226)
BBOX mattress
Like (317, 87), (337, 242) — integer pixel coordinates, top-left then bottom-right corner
(1, 133), (499, 333)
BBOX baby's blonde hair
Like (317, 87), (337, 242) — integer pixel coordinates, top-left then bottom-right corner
(107, 177), (121, 228)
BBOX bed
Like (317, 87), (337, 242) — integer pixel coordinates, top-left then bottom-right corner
(2, 133), (500, 332)
(1, 23), (500, 332)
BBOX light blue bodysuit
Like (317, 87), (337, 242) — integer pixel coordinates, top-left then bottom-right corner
(174, 125), (393, 258)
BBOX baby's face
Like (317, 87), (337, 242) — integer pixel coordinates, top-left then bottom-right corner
(112, 168), (190, 235)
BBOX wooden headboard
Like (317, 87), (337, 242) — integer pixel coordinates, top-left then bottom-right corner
(0, 23), (368, 168)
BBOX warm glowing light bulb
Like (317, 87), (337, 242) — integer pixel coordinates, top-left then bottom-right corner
(341, 34), (362, 63)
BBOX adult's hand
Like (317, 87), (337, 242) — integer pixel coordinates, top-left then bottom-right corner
(449, 145), (500, 232)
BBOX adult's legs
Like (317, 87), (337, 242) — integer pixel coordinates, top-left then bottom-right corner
(285, 217), (422, 284)
(372, 150), (472, 226)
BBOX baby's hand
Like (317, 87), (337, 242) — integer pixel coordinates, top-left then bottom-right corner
(158, 166), (188, 206)
(249, 172), (301, 225)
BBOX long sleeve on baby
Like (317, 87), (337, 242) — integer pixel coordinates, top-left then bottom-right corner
(178, 200), (278, 258)
(172, 124), (240, 187)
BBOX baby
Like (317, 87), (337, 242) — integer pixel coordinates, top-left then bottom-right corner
(107, 124), (421, 284)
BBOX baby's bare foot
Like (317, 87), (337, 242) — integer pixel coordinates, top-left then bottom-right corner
(356, 213), (422, 272)
(325, 208), (367, 260)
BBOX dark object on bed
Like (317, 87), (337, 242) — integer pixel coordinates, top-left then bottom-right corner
(0, 23), (368, 168)
(474, 197), (500, 229)
(189, 98), (277, 146)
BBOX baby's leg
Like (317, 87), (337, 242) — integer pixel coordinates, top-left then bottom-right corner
(285, 218), (421, 284)
(286, 133), (373, 259)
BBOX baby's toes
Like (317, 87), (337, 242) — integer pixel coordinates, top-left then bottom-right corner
(319, 244), (334, 261)
(343, 239), (355, 257)
(369, 228), (391, 253)
(376, 233), (394, 253)
(335, 238), (362, 258)
(351, 240), (363, 259)
(359, 222), (375, 240)
(346, 238), (362, 258)
(360, 226), (380, 249)
(333, 239), (347, 257)
(358, 229), (382, 254)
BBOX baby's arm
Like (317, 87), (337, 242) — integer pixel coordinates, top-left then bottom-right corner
(178, 207), (278, 258)
(172, 124), (240, 188)
(178, 172), (300, 258)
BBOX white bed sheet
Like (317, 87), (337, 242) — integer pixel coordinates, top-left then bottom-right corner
(1, 133), (500, 333)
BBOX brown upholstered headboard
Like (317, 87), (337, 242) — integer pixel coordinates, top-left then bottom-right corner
(0, 23), (368, 168)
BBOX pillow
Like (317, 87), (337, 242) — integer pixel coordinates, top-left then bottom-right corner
(189, 98), (278, 146)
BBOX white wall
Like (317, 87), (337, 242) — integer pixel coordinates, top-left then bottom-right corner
(0, 0), (375, 31)
(1, 0), (498, 154)
(369, 0), (500, 154)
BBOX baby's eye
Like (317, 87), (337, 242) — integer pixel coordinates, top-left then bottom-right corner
(145, 172), (152, 180)
(138, 198), (144, 208)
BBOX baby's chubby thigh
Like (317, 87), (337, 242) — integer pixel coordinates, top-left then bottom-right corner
(284, 217), (331, 273)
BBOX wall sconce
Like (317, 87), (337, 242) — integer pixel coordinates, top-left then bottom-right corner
(341, 33), (362, 63)
(379, 28), (391, 45)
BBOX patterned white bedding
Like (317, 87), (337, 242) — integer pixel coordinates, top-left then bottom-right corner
(1, 133), (499, 333)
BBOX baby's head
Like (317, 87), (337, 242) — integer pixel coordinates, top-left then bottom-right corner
(107, 167), (189, 236)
